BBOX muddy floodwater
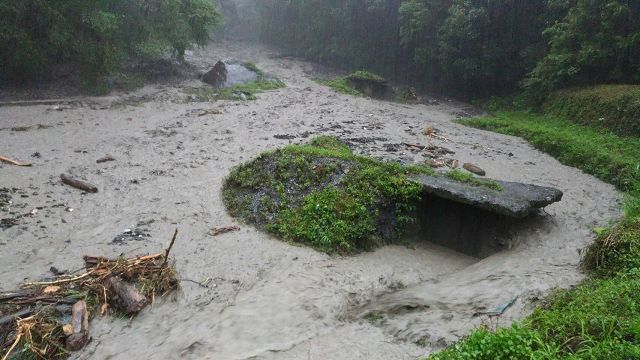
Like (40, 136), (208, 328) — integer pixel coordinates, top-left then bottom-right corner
(0, 41), (621, 359)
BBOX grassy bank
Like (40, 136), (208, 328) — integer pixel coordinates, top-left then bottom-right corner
(544, 85), (640, 137)
(430, 112), (640, 359)
(458, 112), (640, 192)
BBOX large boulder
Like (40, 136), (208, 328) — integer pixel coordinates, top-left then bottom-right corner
(202, 61), (228, 88)
(409, 174), (563, 218)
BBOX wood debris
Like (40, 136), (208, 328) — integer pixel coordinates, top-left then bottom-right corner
(208, 225), (240, 236)
(60, 174), (98, 193)
(1, 235), (180, 359)
(96, 155), (115, 164)
(0, 155), (32, 167)
(463, 163), (486, 176)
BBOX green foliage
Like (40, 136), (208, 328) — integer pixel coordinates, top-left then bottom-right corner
(257, 1), (640, 100)
(524, 0), (640, 100)
(316, 70), (386, 96)
(543, 85), (640, 137)
(458, 112), (640, 191)
(223, 137), (431, 253)
(0, 0), (221, 85)
(430, 325), (540, 360)
(432, 273), (640, 359)
(315, 78), (362, 96)
(445, 169), (503, 191)
(583, 216), (640, 276)
(346, 70), (385, 82)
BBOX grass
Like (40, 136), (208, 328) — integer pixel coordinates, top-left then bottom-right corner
(458, 112), (640, 191)
(445, 169), (503, 191)
(222, 136), (502, 254)
(315, 77), (362, 96)
(430, 109), (640, 359)
(314, 70), (385, 96)
(544, 85), (640, 137)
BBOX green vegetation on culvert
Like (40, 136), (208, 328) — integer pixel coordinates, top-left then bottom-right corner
(314, 70), (384, 96)
(222, 136), (432, 254)
(222, 136), (502, 254)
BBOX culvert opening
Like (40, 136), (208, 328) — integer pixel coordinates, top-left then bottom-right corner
(406, 194), (518, 258)
(405, 174), (564, 258)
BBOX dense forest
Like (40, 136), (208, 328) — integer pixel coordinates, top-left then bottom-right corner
(0, 0), (221, 85)
(256, 0), (640, 100)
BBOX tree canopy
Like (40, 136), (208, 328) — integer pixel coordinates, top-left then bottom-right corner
(256, 0), (640, 101)
(0, 0), (221, 84)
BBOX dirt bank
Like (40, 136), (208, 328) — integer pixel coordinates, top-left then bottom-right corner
(0, 41), (620, 359)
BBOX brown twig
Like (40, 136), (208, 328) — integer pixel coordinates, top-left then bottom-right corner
(0, 155), (32, 167)
(163, 228), (178, 266)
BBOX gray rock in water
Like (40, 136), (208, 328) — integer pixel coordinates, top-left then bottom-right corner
(202, 61), (228, 87)
(409, 175), (563, 218)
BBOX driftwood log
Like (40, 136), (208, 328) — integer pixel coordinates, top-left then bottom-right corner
(66, 300), (89, 351)
(0, 309), (32, 327)
(107, 277), (147, 314)
(96, 155), (115, 164)
(463, 163), (487, 177)
(60, 174), (98, 193)
(0, 155), (31, 167)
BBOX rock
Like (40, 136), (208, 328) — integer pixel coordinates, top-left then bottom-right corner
(463, 163), (486, 176)
(409, 174), (563, 218)
(345, 74), (390, 99)
(202, 61), (228, 88)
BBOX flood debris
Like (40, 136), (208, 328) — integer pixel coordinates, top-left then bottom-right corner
(112, 228), (150, 245)
(463, 163), (486, 177)
(96, 155), (115, 164)
(0, 237), (180, 359)
(60, 174), (98, 193)
(10, 124), (51, 132)
(0, 155), (32, 167)
(208, 225), (240, 237)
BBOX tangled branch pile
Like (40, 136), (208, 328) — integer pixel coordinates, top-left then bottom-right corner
(1, 233), (179, 359)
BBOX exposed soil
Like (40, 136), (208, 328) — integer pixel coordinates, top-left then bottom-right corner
(0, 40), (621, 359)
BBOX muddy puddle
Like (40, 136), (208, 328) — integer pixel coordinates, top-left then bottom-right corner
(0, 40), (621, 359)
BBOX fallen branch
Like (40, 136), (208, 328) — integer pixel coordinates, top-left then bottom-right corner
(0, 155), (32, 167)
(208, 225), (240, 237)
(0, 309), (32, 327)
(96, 155), (115, 164)
(60, 174), (98, 193)
(163, 228), (179, 266)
